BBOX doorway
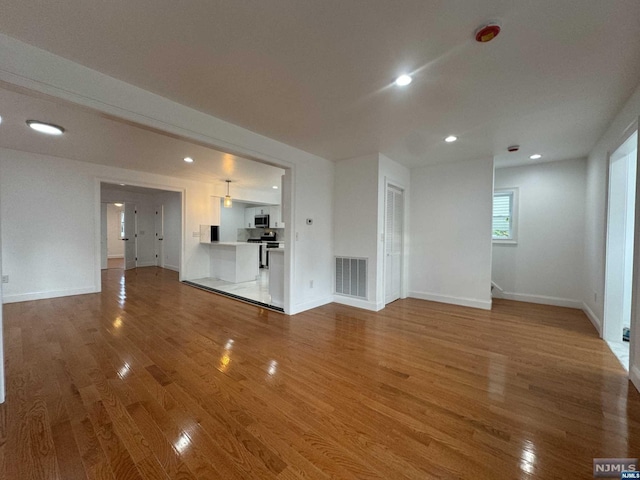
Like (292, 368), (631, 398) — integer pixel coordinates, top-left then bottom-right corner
(100, 202), (127, 269)
(384, 182), (404, 304)
(123, 203), (138, 270)
(99, 183), (182, 275)
(604, 130), (638, 370)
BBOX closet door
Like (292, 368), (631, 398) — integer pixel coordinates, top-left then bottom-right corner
(385, 184), (404, 304)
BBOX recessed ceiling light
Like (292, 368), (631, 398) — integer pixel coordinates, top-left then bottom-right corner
(395, 74), (412, 87)
(183, 157), (194, 163)
(26, 120), (65, 135)
(272, 185), (279, 189)
(445, 135), (458, 143)
(119, 183), (126, 186)
(0, 115), (3, 124)
(530, 154), (542, 160)
(114, 203), (123, 207)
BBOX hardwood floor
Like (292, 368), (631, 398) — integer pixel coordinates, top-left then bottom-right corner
(1, 267), (639, 479)
(107, 258), (125, 269)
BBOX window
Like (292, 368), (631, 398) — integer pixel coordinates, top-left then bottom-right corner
(493, 188), (518, 242)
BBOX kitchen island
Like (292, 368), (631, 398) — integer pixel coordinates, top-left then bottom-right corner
(209, 242), (259, 283)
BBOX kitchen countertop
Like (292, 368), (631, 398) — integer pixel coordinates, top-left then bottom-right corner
(209, 242), (258, 246)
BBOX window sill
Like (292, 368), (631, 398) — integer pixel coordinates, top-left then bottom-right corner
(493, 239), (517, 245)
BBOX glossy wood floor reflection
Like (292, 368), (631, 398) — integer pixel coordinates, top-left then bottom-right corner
(2, 268), (639, 479)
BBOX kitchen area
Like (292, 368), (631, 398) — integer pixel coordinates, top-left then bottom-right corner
(186, 197), (286, 311)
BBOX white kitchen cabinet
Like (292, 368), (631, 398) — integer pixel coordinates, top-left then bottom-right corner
(244, 207), (255, 228)
(268, 249), (285, 308)
(269, 206), (285, 228)
(256, 206), (270, 215)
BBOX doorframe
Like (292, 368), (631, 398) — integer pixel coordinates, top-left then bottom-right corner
(123, 202), (138, 270)
(602, 120), (638, 382)
(603, 127), (638, 343)
(155, 204), (165, 268)
(382, 177), (408, 306)
(94, 178), (185, 292)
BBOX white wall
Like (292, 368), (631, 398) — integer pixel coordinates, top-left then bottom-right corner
(492, 158), (586, 307)
(106, 203), (124, 257)
(332, 153), (411, 310)
(0, 34), (335, 315)
(333, 154), (380, 309)
(0, 151), (97, 302)
(0, 148), (219, 303)
(409, 157), (494, 309)
(220, 201), (249, 242)
(583, 82), (640, 389)
(290, 155), (334, 313)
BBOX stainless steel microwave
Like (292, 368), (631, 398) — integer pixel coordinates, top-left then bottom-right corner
(255, 214), (269, 228)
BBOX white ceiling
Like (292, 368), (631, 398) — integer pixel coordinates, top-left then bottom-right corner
(0, 87), (284, 191)
(0, 1), (639, 169)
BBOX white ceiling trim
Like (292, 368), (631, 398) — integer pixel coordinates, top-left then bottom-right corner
(0, 33), (325, 170)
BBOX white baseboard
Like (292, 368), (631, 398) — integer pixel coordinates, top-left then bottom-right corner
(332, 295), (384, 312)
(491, 281), (504, 298)
(136, 262), (157, 268)
(582, 302), (603, 336)
(289, 295), (334, 315)
(163, 264), (179, 272)
(107, 254), (124, 259)
(630, 365), (640, 394)
(2, 286), (99, 304)
(408, 291), (491, 310)
(499, 291), (582, 309)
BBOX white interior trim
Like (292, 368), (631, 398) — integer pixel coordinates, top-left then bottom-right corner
(333, 295), (384, 312)
(409, 290), (492, 310)
(2, 286), (99, 304)
(583, 302), (603, 336)
(289, 296), (334, 315)
(630, 364), (640, 393)
(498, 291), (582, 309)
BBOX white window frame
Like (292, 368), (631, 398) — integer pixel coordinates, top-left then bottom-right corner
(492, 188), (518, 244)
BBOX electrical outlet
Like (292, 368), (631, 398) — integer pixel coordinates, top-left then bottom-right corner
(2, 275), (8, 284)
(193, 231), (200, 237)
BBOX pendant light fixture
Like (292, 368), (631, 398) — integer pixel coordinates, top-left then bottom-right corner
(224, 180), (233, 208)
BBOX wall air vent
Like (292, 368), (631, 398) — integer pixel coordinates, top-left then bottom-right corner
(335, 257), (367, 299)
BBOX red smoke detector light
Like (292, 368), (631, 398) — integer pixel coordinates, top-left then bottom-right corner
(475, 23), (501, 43)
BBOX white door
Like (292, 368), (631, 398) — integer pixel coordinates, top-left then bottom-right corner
(100, 203), (108, 269)
(385, 184), (404, 304)
(155, 205), (164, 267)
(124, 203), (137, 270)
